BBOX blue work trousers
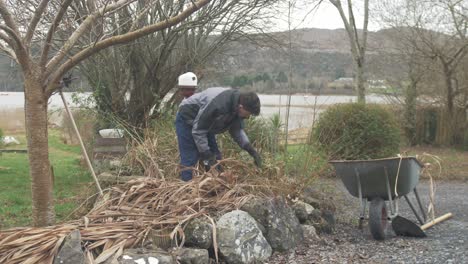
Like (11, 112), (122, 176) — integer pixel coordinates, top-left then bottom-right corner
(175, 113), (221, 181)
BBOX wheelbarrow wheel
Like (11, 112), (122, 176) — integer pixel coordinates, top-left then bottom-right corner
(369, 197), (388, 240)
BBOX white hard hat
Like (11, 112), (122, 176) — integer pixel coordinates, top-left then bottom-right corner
(178, 72), (197, 87)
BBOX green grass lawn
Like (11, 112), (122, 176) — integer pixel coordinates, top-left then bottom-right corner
(0, 130), (92, 228)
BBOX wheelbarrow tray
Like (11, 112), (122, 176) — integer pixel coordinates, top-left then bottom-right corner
(330, 157), (423, 200)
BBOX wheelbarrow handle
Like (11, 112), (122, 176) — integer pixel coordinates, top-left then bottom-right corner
(421, 213), (453, 230)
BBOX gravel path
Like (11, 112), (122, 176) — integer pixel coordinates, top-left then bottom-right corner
(269, 180), (468, 263)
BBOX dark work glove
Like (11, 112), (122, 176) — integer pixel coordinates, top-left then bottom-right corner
(244, 144), (262, 168)
(200, 150), (216, 171)
(252, 152), (262, 168)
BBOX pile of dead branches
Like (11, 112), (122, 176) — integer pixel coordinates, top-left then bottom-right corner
(0, 168), (272, 264)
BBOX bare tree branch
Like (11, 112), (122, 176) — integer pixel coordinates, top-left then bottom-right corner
(347, 0), (360, 54)
(40, 0), (74, 67)
(0, 24), (31, 70)
(0, 25), (22, 49)
(0, 30), (14, 47)
(0, 0), (31, 70)
(329, 0), (369, 102)
(46, 0), (211, 95)
(0, 39), (17, 60)
(361, 0), (369, 55)
(45, 0), (136, 76)
(330, 0), (357, 56)
(24, 0), (49, 45)
(0, 0), (21, 37)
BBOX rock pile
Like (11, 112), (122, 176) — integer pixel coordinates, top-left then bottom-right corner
(54, 195), (334, 264)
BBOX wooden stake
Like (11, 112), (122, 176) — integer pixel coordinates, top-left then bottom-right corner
(59, 90), (103, 196)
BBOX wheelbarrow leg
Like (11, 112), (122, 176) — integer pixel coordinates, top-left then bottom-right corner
(404, 195), (425, 225)
(384, 167), (395, 217)
(355, 168), (366, 229)
(359, 198), (367, 229)
(414, 188), (427, 222)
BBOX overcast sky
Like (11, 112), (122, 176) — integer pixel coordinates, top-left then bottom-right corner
(272, 1), (381, 32)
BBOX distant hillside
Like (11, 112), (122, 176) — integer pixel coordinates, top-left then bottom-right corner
(201, 27), (398, 93)
(0, 28), (396, 93)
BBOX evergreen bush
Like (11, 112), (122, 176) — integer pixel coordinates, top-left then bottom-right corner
(311, 103), (401, 160)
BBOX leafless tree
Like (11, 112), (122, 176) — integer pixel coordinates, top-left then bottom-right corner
(329, 0), (369, 103)
(78, 1), (277, 129)
(0, 0), (216, 226)
(376, 0), (468, 145)
(402, 0), (466, 114)
(374, 2), (432, 145)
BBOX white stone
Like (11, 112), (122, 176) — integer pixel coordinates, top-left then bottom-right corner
(134, 258), (146, 264)
(147, 257), (159, 264)
(2, 136), (20, 145)
(99, 129), (124, 138)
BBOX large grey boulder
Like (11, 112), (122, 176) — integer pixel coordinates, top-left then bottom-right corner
(184, 218), (213, 249)
(119, 248), (175, 264)
(171, 248), (209, 264)
(217, 210), (272, 264)
(53, 230), (85, 264)
(241, 198), (303, 252)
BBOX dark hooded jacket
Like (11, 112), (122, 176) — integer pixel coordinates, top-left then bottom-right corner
(178, 87), (251, 154)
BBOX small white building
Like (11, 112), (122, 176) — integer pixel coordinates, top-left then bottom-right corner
(368, 79), (388, 90)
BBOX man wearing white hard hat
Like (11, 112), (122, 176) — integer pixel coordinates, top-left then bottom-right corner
(178, 72), (198, 98)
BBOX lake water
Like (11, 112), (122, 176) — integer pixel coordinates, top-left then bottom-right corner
(0, 92), (388, 130)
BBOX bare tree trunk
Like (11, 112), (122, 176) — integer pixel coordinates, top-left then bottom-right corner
(441, 63), (456, 145)
(443, 66), (454, 115)
(329, 0), (369, 104)
(404, 79), (417, 145)
(356, 59), (365, 103)
(24, 70), (55, 227)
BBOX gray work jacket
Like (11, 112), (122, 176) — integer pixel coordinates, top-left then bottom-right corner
(178, 87), (250, 153)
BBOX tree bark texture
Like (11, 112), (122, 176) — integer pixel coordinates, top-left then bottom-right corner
(355, 58), (366, 103)
(24, 69), (55, 227)
(442, 64), (454, 115)
(330, 0), (368, 104)
(404, 81), (417, 145)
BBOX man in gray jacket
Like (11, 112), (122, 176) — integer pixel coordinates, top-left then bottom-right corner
(175, 87), (262, 181)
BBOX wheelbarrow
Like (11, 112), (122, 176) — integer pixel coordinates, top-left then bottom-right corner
(330, 157), (452, 240)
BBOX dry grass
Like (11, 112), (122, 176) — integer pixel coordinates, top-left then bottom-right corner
(402, 145), (468, 181)
(0, 108), (25, 133)
(282, 127), (310, 145)
(60, 108), (96, 146)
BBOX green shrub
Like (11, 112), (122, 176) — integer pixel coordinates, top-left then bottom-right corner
(311, 103), (401, 160)
(219, 114), (283, 156)
(245, 114), (283, 154)
(284, 144), (329, 178)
